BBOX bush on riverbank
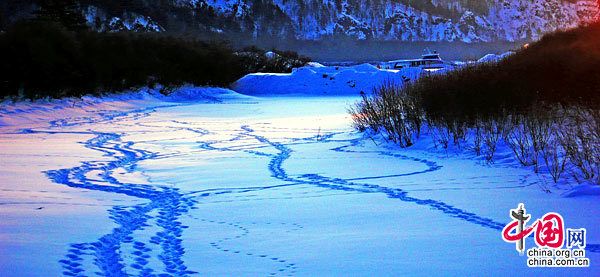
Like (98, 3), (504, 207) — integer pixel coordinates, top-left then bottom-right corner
(350, 23), (600, 185)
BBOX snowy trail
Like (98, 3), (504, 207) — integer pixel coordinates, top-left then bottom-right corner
(0, 95), (598, 276)
(13, 108), (198, 275)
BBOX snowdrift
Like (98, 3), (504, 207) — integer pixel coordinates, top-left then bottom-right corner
(477, 51), (515, 63)
(232, 63), (423, 96)
(0, 86), (252, 128)
(151, 86), (254, 102)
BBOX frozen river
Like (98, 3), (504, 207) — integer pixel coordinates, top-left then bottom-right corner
(0, 92), (598, 276)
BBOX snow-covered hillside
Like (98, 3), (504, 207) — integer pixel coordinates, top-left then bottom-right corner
(89, 0), (600, 42)
(2, 0), (597, 42)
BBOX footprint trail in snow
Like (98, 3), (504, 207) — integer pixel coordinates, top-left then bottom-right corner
(5, 96), (597, 276)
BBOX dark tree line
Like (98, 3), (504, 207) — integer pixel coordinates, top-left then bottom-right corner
(0, 1), (310, 99)
(0, 21), (236, 99)
(0, 20), (309, 99)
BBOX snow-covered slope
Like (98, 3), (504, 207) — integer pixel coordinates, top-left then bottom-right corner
(88, 0), (599, 42)
(83, 6), (164, 32)
(3, 1), (596, 42)
(477, 51), (515, 63)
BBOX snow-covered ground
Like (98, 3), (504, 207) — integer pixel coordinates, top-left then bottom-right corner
(0, 73), (598, 275)
(477, 51), (515, 63)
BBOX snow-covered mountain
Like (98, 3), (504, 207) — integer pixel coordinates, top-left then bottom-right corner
(3, 0), (599, 42)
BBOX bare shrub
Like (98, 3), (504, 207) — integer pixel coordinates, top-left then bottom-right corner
(470, 119), (484, 156)
(429, 119), (451, 149)
(504, 114), (536, 167)
(405, 88), (424, 138)
(558, 106), (600, 183)
(524, 107), (553, 172)
(349, 91), (381, 133)
(542, 130), (568, 183)
(349, 81), (422, 147)
(482, 118), (506, 163)
(450, 120), (468, 148)
(377, 82), (412, 146)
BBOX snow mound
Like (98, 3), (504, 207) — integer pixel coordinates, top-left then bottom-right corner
(306, 62), (325, 68)
(352, 63), (380, 72)
(232, 64), (423, 96)
(155, 86), (253, 102)
(477, 51), (515, 63)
